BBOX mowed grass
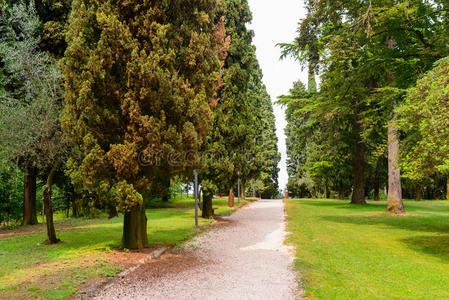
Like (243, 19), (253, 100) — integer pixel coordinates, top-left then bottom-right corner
(285, 198), (449, 300)
(0, 196), (254, 299)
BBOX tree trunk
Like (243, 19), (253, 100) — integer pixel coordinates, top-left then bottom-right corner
(240, 180), (246, 200)
(373, 175), (380, 201)
(446, 177), (449, 201)
(338, 189), (345, 200)
(351, 131), (366, 205)
(23, 166), (38, 226)
(324, 181), (329, 199)
(121, 203), (148, 249)
(416, 185), (422, 201)
(202, 189), (213, 219)
(228, 188), (234, 207)
(161, 177), (170, 202)
(386, 121), (404, 213)
(43, 163), (60, 244)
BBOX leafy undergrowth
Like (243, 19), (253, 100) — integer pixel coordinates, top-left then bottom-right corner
(285, 198), (449, 299)
(0, 196), (254, 299)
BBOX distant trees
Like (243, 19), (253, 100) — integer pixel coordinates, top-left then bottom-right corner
(199, 0), (280, 218)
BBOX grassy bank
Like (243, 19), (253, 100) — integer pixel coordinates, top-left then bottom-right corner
(0, 196), (255, 299)
(285, 198), (449, 299)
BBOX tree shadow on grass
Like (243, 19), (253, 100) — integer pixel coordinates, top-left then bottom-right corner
(299, 200), (384, 212)
(401, 235), (449, 261)
(322, 214), (449, 234)
(322, 214), (449, 261)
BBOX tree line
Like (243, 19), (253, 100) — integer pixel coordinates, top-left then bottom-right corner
(0, 0), (280, 249)
(279, 0), (449, 213)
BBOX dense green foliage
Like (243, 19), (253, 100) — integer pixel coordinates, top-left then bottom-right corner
(0, 0), (280, 249)
(281, 1), (449, 210)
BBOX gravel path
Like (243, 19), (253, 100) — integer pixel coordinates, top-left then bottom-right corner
(95, 199), (300, 300)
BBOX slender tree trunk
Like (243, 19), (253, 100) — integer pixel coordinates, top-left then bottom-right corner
(386, 121), (404, 213)
(351, 134), (366, 205)
(122, 203), (148, 249)
(23, 165), (38, 226)
(338, 189), (345, 200)
(374, 184), (380, 201)
(446, 177), (449, 201)
(161, 177), (170, 202)
(240, 180), (246, 200)
(72, 193), (80, 217)
(324, 181), (329, 199)
(228, 188), (234, 207)
(43, 163), (60, 244)
(416, 185), (422, 201)
(202, 189), (213, 219)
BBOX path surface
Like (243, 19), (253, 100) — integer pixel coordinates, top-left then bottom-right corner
(95, 199), (299, 300)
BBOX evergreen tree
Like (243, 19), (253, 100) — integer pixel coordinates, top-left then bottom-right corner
(63, 0), (225, 248)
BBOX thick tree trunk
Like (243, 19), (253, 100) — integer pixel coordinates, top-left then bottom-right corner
(228, 188), (234, 207)
(23, 166), (38, 226)
(202, 189), (213, 219)
(351, 132), (366, 205)
(415, 185), (422, 201)
(121, 203), (148, 249)
(43, 163), (60, 244)
(338, 189), (345, 200)
(386, 122), (404, 213)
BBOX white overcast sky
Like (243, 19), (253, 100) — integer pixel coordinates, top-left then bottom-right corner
(247, 0), (307, 190)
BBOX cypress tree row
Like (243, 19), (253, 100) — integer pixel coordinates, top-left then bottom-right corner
(63, 0), (226, 248)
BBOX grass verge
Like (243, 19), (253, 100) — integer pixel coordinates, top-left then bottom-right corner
(285, 198), (449, 299)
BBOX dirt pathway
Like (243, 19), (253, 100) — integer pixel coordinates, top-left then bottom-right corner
(95, 199), (300, 300)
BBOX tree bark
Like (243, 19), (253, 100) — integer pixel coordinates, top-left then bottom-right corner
(121, 203), (148, 249)
(23, 165), (38, 226)
(338, 189), (345, 200)
(43, 163), (60, 244)
(240, 180), (246, 200)
(446, 177), (449, 201)
(202, 189), (213, 219)
(415, 185), (422, 201)
(351, 131), (366, 205)
(386, 122), (404, 213)
(228, 188), (234, 207)
(324, 181), (329, 199)
(161, 177), (170, 202)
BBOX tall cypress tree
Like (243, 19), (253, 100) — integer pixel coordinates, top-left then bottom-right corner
(63, 0), (225, 248)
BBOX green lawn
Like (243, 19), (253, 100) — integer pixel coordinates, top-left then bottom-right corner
(285, 198), (449, 300)
(0, 196), (254, 299)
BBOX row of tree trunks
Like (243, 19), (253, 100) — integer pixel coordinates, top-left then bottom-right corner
(23, 165), (38, 225)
